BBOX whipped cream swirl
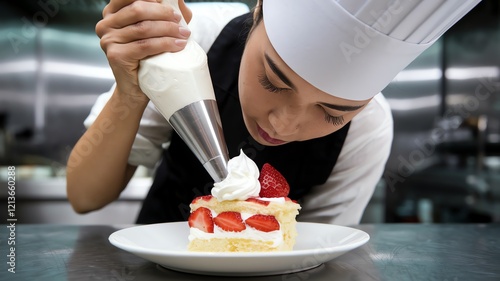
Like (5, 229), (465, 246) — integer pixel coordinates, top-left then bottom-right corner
(211, 150), (260, 201)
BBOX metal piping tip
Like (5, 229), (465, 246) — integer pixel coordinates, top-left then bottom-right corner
(169, 99), (229, 182)
(203, 155), (229, 183)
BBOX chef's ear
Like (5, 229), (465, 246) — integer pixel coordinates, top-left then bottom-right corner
(178, 0), (192, 24)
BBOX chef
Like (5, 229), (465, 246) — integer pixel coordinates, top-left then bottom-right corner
(67, 0), (480, 225)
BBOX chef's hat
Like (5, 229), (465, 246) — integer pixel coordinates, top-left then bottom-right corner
(263, 0), (481, 101)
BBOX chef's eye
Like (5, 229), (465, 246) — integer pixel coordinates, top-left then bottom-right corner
(324, 112), (344, 126)
(258, 74), (289, 93)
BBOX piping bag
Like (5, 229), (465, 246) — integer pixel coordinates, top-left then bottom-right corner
(138, 0), (229, 182)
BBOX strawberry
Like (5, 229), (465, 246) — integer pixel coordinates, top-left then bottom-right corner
(245, 198), (270, 206)
(245, 214), (280, 232)
(214, 212), (246, 232)
(191, 195), (213, 204)
(188, 207), (214, 233)
(258, 163), (290, 198)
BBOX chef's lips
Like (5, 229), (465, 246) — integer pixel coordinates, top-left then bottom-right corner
(263, 0), (481, 101)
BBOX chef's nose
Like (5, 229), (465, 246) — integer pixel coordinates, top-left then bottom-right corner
(268, 106), (302, 137)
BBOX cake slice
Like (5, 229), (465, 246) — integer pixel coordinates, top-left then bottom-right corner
(187, 151), (301, 252)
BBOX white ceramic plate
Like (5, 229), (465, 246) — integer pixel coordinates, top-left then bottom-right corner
(109, 222), (369, 276)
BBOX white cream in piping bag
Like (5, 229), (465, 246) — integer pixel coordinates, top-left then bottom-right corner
(138, 0), (216, 120)
(211, 150), (261, 201)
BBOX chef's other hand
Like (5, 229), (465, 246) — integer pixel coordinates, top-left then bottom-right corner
(96, 0), (192, 102)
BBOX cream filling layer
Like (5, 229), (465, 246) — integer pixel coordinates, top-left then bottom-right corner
(257, 197), (286, 203)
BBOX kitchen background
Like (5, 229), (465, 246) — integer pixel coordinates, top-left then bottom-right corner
(0, 0), (499, 224)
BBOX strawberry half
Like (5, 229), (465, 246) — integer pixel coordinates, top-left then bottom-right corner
(214, 212), (246, 232)
(188, 207), (214, 233)
(245, 198), (270, 206)
(258, 163), (290, 198)
(191, 195), (213, 204)
(245, 214), (280, 232)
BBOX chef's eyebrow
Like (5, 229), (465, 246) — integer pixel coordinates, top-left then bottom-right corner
(319, 103), (365, 112)
(264, 53), (296, 91)
(265, 52), (365, 112)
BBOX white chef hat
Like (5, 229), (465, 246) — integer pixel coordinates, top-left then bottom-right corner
(263, 0), (481, 101)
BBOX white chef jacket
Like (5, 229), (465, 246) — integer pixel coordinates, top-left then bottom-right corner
(84, 7), (394, 226)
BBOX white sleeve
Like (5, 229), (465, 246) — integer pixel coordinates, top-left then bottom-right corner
(128, 102), (172, 169)
(83, 84), (172, 169)
(187, 2), (250, 52)
(298, 93), (394, 225)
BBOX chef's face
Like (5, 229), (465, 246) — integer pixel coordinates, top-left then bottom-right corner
(238, 21), (371, 146)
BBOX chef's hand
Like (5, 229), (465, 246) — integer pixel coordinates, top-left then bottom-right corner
(96, 0), (192, 103)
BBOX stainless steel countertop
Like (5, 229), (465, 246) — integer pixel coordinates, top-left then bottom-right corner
(2, 223), (499, 281)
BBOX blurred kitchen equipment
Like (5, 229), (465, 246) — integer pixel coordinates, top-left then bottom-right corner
(383, 0), (500, 223)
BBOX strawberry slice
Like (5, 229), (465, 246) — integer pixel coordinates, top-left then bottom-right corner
(191, 195), (213, 204)
(245, 198), (270, 206)
(245, 214), (280, 232)
(188, 207), (214, 233)
(214, 212), (246, 232)
(258, 163), (290, 198)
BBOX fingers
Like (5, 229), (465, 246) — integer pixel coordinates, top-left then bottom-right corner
(108, 1), (180, 29)
(96, 0), (192, 59)
(97, 1), (181, 39)
(103, 0), (160, 17)
(98, 3), (191, 59)
(100, 19), (190, 47)
(95, 0), (193, 89)
(178, 0), (192, 23)
(106, 36), (187, 63)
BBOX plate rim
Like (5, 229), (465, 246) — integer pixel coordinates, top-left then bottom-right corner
(108, 221), (370, 257)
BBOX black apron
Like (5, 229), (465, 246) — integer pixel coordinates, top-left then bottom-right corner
(136, 13), (351, 224)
